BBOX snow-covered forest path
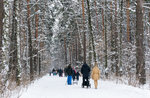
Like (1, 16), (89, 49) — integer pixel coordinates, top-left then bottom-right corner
(17, 75), (150, 98)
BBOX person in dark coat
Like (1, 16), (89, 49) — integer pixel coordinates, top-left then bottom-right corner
(72, 67), (76, 81)
(64, 66), (68, 77)
(66, 64), (73, 85)
(81, 62), (91, 88)
(52, 68), (55, 73)
(52, 68), (57, 76)
(76, 71), (80, 81)
(58, 68), (63, 77)
(75, 66), (80, 81)
(49, 70), (52, 76)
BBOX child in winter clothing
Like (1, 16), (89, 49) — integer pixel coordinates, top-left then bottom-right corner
(72, 67), (77, 81)
(72, 67), (80, 84)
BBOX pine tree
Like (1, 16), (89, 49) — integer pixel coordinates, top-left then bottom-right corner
(9, 0), (20, 85)
(126, 0), (130, 42)
(104, 0), (108, 77)
(82, 0), (86, 63)
(136, 0), (146, 85)
(119, 0), (123, 76)
(27, 0), (33, 81)
(86, 0), (96, 67)
(0, 0), (4, 70)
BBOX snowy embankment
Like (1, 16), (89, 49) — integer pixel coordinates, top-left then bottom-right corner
(13, 74), (150, 98)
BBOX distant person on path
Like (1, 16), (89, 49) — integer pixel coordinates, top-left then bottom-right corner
(49, 71), (51, 76)
(52, 68), (57, 76)
(66, 64), (73, 85)
(91, 61), (100, 89)
(72, 67), (77, 82)
(72, 66), (80, 84)
(75, 66), (80, 81)
(64, 66), (68, 77)
(58, 68), (63, 77)
(81, 62), (91, 88)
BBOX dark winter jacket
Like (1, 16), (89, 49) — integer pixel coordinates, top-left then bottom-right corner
(58, 69), (63, 77)
(72, 68), (76, 76)
(81, 63), (91, 77)
(66, 66), (73, 76)
(64, 67), (68, 76)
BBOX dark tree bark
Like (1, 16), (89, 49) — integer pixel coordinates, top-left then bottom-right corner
(64, 36), (67, 65)
(69, 46), (72, 64)
(104, 0), (108, 78)
(27, 0), (33, 81)
(110, 0), (118, 76)
(9, 0), (20, 85)
(0, 0), (4, 70)
(126, 0), (130, 42)
(110, 1), (114, 72)
(34, 0), (39, 75)
(136, 0), (146, 85)
(38, 53), (41, 76)
(102, 2), (105, 39)
(119, 0), (123, 76)
(114, 0), (119, 77)
(75, 34), (78, 64)
(94, 0), (100, 34)
(86, 0), (96, 67)
(149, 12), (150, 23)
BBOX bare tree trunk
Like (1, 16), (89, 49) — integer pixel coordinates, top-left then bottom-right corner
(102, 2), (105, 69)
(136, 0), (146, 85)
(104, 0), (108, 78)
(0, 0), (4, 70)
(72, 43), (74, 65)
(110, 0), (119, 76)
(34, 0), (39, 75)
(86, 0), (96, 67)
(75, 34), (78, 64)
(114, 0), (119, 77)
(119, 0), (123, 76)
(149, 11), (150, 88)
(102, 2), (105, 40)
(94, 0), (100, 34)
(82, 0), (86, 63)
(64, 36), (67, 65)
(110, 1), (114, 73)
(38, 52), (41, 75)
(35, 0), (38, 40)
(77, 32), (81, 64)
(9, 0), (20, 85)
(87, 0), (92, 66)
(69, 46), (72, 64)
(27, 0), (33, 81)
(126, 0), (130, 42)
(149, 12), (150, 24)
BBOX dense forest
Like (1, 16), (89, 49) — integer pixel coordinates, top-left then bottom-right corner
(0, 0), (150, 97)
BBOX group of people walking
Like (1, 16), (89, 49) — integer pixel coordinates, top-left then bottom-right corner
(50, 68), (63, 77)
(65, 61), (100, 89)
(65, 64), (80, 85)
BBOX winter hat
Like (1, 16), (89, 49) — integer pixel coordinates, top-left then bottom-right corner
(94, 61), (98, 67)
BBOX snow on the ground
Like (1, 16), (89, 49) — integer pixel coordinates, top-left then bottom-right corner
(14, 74), (150, 98)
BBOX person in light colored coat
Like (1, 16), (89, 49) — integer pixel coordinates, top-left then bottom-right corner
(91, 62), (100, 89)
